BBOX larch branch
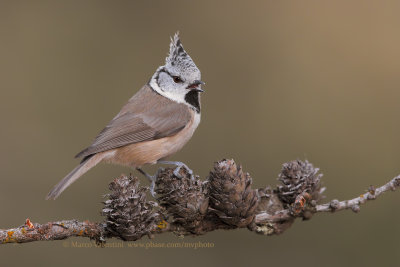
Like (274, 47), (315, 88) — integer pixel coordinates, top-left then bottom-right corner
(1, 159), (399, 244)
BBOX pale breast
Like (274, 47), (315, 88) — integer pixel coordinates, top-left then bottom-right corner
(105, 110), (200, 167)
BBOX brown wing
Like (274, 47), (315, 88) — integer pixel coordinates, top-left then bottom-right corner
(75, 85), (191, 160)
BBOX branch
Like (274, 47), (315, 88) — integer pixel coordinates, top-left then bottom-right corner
(0, 219), (104, 244)
(1, 159), (399, 244)
(255, 174), (400, 225)
(315, 175), (400, 212)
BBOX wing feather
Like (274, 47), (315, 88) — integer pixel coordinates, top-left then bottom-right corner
(75, 85), (190, 159)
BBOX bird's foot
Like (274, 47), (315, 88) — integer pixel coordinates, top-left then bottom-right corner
(157, 161), (194, 180)
(136, 168), (157, 197)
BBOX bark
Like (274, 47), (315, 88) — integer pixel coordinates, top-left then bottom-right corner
(1, 159), (399, 244)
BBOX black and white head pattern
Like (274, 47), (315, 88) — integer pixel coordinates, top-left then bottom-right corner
(149, 32), (203, 112)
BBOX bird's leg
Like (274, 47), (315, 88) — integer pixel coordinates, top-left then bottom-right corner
(157, 160), (194, 180)
(136, 168), (156, 197)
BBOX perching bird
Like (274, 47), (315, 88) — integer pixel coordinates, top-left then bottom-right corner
(46, 33), (204, 199)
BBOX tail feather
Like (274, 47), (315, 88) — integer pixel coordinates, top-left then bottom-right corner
(46, 154), (102, 200)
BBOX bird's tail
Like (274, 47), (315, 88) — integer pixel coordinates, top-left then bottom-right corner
(46, 154), (103, 200)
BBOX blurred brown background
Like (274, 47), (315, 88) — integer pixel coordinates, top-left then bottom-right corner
(1, 0), (399, 266)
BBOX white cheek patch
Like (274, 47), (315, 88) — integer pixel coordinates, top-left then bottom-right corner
(150, 76), (185, 103)
(149, 70), (195, 110)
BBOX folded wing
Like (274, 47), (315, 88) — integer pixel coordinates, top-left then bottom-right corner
(75, 85), (190, 160)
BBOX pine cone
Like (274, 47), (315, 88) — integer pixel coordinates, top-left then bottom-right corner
(208, 159), (259, 228)
(276, 160), (325, 207)
(102, 174), (161, 241)
(155, 168), (209, 234)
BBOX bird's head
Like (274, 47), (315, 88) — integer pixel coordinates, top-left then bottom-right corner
(150, 32), (204, 110)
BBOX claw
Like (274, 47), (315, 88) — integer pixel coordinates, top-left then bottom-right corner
(159, 161), (194, 180)
(174, 166), (194, 180)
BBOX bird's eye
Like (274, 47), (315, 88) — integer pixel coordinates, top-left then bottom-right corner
(173, 76), (183, 83)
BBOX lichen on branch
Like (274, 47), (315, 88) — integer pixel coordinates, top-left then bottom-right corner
(1, 159), (399, 244)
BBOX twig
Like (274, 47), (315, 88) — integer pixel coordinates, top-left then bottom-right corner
(315, 175), (400, 213)
(0, 220), (104, 244)
(254, 175), (400, 224)
(1, 159), (399, 244)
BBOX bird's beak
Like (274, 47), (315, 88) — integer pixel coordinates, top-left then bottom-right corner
(188, 80), (205, 92)
(195, 80), (206, 85)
